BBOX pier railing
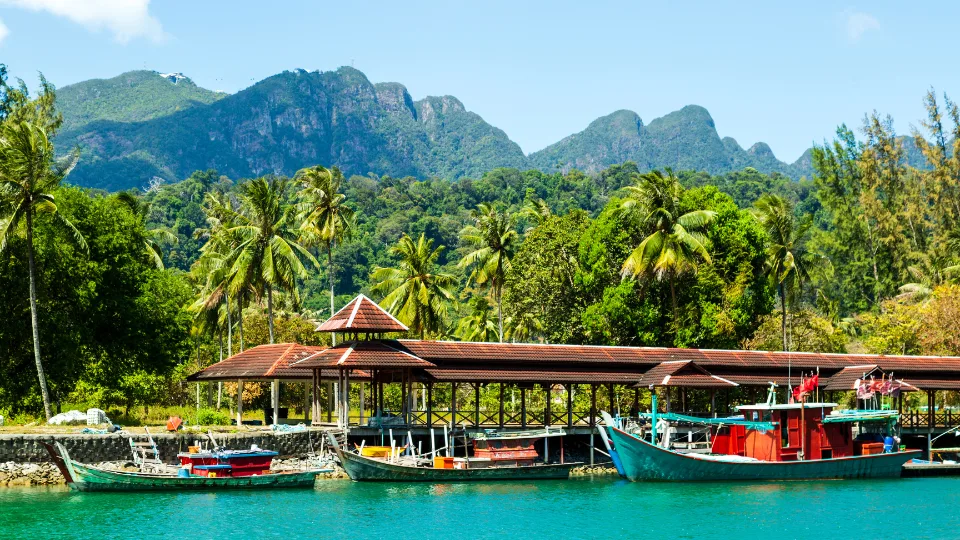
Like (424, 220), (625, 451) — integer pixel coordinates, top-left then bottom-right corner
(900, 410), (960, 429)
(381, 409), (597, 428)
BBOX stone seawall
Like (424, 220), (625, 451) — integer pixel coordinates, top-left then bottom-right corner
(0, 431), (321, 465)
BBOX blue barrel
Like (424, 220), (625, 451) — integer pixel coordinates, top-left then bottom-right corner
(883, 436), (895, 453)
(177, 467), (191, 478)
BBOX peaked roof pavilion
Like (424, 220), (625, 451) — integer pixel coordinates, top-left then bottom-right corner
(186, 343), (371, 381)
(315, 294), (408, 334)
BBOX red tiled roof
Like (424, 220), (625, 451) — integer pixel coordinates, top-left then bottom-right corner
(823, 365), (881, 391)
(637, 361), (737, 388)
(897, 378), (960, 390)
(316, 294), (408, 333)
(397, 340), (960, 374)
(293, 340), (435, 369)
(187, 343), (371, 381)
(424, 369), (639, 384)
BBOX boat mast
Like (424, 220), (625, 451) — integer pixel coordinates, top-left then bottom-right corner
(650, 385), (657, 447)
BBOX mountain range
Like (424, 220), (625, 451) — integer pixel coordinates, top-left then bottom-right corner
(55, 67), (818, 191)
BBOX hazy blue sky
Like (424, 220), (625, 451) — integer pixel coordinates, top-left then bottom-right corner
(0, 1), (955, 162)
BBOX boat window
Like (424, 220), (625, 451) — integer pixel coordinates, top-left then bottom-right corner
(780, 413), (789, 448)
(821, 448), (833, 460)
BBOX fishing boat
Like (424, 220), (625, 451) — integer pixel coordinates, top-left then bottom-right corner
(602, 384), (920, 481)
(43, 442), (330, 492)
(332, 428), (581, 482)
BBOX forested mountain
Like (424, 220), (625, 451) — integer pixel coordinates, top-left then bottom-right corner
(56, 70), (226, 133)
(528, 107), (810, 177)
(56, 67), (528, 191)
(55, 68), (817, 192)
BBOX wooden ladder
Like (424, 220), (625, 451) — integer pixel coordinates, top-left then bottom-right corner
(129, 427), (164, 472)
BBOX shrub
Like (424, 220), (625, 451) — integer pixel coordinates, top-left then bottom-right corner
(196, 408), (230, 426)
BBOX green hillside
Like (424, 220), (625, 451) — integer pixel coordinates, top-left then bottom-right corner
(57, 70), (226, 133)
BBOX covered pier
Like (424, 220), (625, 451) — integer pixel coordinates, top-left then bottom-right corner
(190, 294), (960, 455)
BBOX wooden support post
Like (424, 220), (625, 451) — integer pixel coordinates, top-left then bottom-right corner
(236, 378), (244, 426)
(451, 382), (458, 426)
(326, 381), (333, 422)
(499, 384), (505, 428)
(710, 389), (716, 417)
(590, 384), (597, 427)
(608, 383), (615, 415)
(681, 387), (686, 412)
(567, 384), (573, 427)
(426, 382), (433, 426)
(401, 372), (408, 425)
(271, 379), (279, 426)
(633, 387), (640, 416)
(378, 380), (384, 420)
(544, 384), (552, 427)
(474, 383), (481, 427)
(304, 380), (310, 422)
(359, 380), (365, 425)
(521, 386), (527, 428)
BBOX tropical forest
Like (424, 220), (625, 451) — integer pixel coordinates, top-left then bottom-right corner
(3, 66), (960, 423)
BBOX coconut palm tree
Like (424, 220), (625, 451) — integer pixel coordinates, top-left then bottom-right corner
(193, 191), (242, 354)
(295, 165), (354, 342)
(620, 170), (715, 328)
(505, 311), (544, 343)
(753, 193), (813, 351)
(897, 251), (960, 304)
(226, 176), (318, 345)
(520, 198), (552, 231)
(0, 121), (86, 419)
(114, 191), (177, 269)
(455, 296), (500, 342)
(371, 233), (456, 339)
(458, 203), (518, 342)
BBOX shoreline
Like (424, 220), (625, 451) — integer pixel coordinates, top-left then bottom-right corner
(0, 458), (616, 487)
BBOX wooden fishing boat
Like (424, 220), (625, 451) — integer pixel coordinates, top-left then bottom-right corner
(43, 442), (330, 492)
(332, 428), (580, 482)
(607, 426), (917, 481)
(602, 386), (920, 482)
(335, 448), (577, 481)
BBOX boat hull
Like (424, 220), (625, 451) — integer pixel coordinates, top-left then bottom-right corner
(608, 427), (919, 482)
(336, 448), (578, 482)
(67, 461), (325, 492)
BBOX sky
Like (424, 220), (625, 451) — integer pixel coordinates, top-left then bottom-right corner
(0, 1), (956, 163)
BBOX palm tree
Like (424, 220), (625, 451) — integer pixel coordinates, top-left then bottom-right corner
(455, 296), (500, 342)
(114, 191), (177, 269)
(520, 198), (551, 231)
(753, 194), (813, 351)
(458, 203), (518, 342)
(226, 176), (318, 345)
(505, 311), (544, 343)
(620, 170), (715, 328)
(897, 251), (960, 304)
(193, 191), (242, 354)
(296, 165), (354, 342)
(0, 121), (86, 419)
(371, 233), (456, 339)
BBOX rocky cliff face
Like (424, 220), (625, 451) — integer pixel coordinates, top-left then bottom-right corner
(529, 105), (805, 177)
(56, 67), (813, 192)
(58, 67), (528, 190)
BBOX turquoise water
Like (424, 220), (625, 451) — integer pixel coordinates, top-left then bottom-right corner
(2, 477), (958, 539)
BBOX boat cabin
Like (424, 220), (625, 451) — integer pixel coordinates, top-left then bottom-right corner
(711, 403), (857, 462)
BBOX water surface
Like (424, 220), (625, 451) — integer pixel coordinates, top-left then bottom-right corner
(2, 477), (955, 539)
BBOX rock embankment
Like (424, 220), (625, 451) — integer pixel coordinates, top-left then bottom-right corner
(0, 461), (65, 486)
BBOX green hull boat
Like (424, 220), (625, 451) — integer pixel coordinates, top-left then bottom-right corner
(46, 442), (328, 492)
(608, 427), (920, 482)
(335, 446), (579, 482)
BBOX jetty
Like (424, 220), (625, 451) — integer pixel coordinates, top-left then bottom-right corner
(188, 293), (960, 464)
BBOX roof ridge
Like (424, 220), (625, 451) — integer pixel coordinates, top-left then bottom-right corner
(346, 296), (364, 326)
(265, 343), (298, 377)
